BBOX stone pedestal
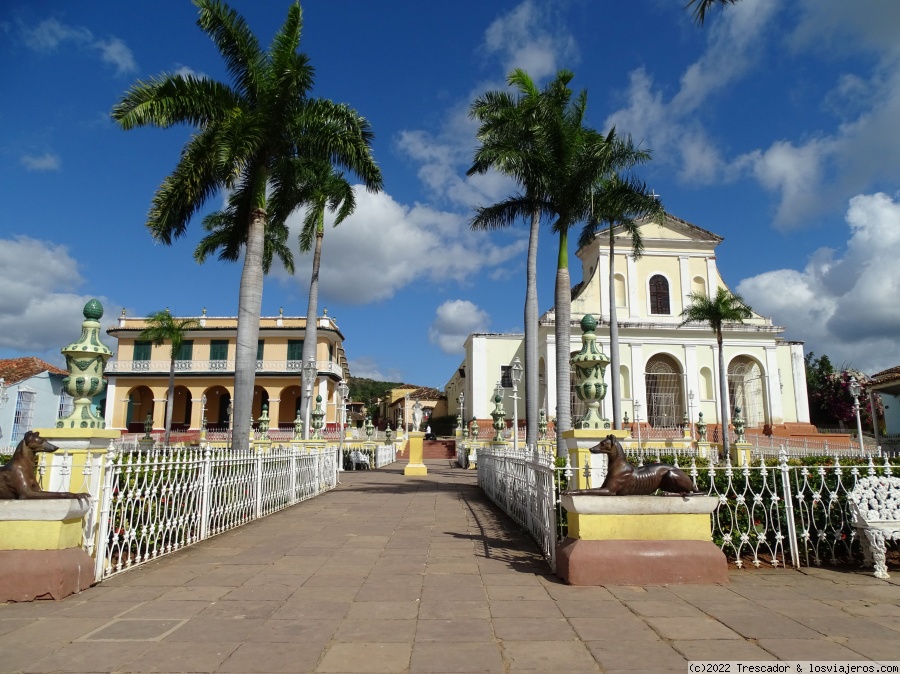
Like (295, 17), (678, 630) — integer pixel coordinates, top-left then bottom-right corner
(0, 499), (95, 601)
(403, 431), (427, 476)
(730, 442), (753, 466)
(555, 494), (728, 586)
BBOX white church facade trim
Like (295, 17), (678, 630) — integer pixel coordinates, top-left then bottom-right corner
(445, 215), (810, 436)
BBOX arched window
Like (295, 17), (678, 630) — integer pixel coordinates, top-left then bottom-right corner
(692, 275), (707, 298)
(727, 357), (767, 428)
(614, 273), (627, 308)
(649, 275), (670, 315)
(620, 365), (631, 400)
(700, 367), (714, 400)
(644, 354), (685, 428)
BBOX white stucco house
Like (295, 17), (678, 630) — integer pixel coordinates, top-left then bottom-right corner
(0, 357), (70, 447)
(445, 215), (811, 439)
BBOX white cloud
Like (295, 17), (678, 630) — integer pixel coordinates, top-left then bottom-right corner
(20, 18), (136, 75)
(347, 356), (404, 382)
(482, 0), (578, 81)
(173, 64), (205, 79)
(0, 236), (123, 356)
(737, 192), (900, 373)
(277, 188), (527, 305)
(20, 153), (61, 171)
(428, 300), (491, 355)
(21, 18), (91, 51)
(396, 0), (577, 211)
(94, 37), (137, 75)
(606, 0), (900, 227)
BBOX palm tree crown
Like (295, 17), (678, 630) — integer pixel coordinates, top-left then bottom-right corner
(139, 310), (201, 446)
(681, 287), (753, 456)
(468, 69), (573, 450)
(112, 0), (381, 450)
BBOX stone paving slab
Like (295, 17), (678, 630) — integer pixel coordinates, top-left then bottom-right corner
(3, 459), (900, 673)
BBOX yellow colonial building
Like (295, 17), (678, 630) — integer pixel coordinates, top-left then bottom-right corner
(103, 310), (350, 435)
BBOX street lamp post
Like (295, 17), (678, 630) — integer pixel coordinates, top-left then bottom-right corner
(302, 357), (317, 440)
(404, 393), (410, 435)
(0, 377), (9, 441)
(200, 394), (208, 443)
(511, 356), (523, 452)
(849, 376), (865, 453)
(634, 400), (642, 453)
(457, 391), (465, 433)
(338, 381), (349, 474)
(688, 389), (695, 441)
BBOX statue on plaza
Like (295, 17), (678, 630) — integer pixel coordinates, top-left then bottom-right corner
(412, 401), (423, 431)
(572, 434), (695, 496)
(0, 431), (90, 500)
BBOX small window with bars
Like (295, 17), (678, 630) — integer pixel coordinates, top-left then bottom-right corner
(11, 389), (36, 443)
(500, 365), (512, 389)
(58, 391), (74, 418)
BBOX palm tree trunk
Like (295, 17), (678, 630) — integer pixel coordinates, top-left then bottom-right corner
(554, 229), (571, 458)
(607, 227), (621, 430)
(233, 207), (266, 452)
(717, 329), (730, 458)
(524, 208), (540, 449)
(164, 355), (175, 446)
(301, 213), (325, 439)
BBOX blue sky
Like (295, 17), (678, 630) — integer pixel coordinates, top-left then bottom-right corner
(2, 0), (900, 389)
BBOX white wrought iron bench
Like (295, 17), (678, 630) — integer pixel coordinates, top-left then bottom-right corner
(349, 450), (370, 470)
(848, 476), (900, 579)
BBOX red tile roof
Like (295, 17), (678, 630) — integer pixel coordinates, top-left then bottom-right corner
(0, 357), (66, 385)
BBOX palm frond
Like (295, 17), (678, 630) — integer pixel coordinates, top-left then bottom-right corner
(686, 0), (740, 25)
(111, 75), (242, 130)
(194, 0), (264, 100)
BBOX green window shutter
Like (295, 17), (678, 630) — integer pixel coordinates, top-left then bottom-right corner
(133, 340), (151, 361)
(257, 340), (265, 360)
(176, 340), (193, 361)
(287, 340), (304, 361)
(210, 340), (228, 361)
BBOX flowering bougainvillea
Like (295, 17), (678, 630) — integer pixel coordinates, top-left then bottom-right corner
(811, 369), (882, 430)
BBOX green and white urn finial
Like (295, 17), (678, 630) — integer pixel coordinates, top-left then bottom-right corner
(57, 299), (113, 429)
(571, 314), (610, 430)
(311, 394), (325, 440)
(491, 392), (506, 442)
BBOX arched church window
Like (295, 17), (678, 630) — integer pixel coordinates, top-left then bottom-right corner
(649, 275), (670, 315)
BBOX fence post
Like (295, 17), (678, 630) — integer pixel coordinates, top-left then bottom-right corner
(255, 450), (263, 518)
(199, 446), (212, 541)
(94, 442), (118, 582)
(778, 448), (800, 569)
(290, 446), (298, 504)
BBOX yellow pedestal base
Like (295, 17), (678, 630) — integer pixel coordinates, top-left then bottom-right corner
(568, 512), (713, 541)
(563, 429), (629, 490)
(403, 432), (428, 476)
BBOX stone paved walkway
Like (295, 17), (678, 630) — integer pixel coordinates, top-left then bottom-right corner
(3, 460), (900, 673)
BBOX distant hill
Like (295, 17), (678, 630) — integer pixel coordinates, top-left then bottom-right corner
(347, 377), (403, 406)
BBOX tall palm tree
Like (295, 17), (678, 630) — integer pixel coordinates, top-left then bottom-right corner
(578, 160), (666, 431)
(139, 310), (201, 446)
(112, 1), (382, 451)
(686, 0), (741, 24)
(680, 287), (753, 456)
(292, 161), (356, 438)
(468, 69), (572, 451)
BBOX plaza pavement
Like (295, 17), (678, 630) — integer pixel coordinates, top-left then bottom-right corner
(2, 459), (900, 673)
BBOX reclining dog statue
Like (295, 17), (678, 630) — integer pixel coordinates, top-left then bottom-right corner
(0, 431), (90, 500)
(575, 434), (696, 496)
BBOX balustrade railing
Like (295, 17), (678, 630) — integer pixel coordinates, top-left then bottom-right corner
(477, 443), (899, 573)
(93, 444), (337, 581)
(107, 358), (344, 377)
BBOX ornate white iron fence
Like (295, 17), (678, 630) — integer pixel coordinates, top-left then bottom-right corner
(94, 444), (336, 581)
(478, 444), (899, 573)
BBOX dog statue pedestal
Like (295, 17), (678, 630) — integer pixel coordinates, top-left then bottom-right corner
(556, 494), (728, 585)
(0, 499), (95, 601)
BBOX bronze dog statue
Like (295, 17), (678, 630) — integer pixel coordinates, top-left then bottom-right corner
(0, 431), (90, 500)
(578, 434), (695, 496)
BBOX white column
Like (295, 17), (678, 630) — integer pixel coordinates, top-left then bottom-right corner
(705, 257), (718, 295)
(104, 381), (116, 426)
(544, 334), (557, 424)
(764, 346), (784, 425)
(598, 251), (611, 322)
(472, 335), (488, 418)
(631, 343), (645, 413)
(626, 255), (639, 316)
(678, 255), (690, 314)
(790, 342), (811, 423)
(683, 344), (698, 403)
